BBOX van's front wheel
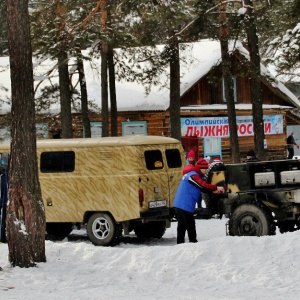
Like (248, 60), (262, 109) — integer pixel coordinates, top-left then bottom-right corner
(87, 213), (122, 246)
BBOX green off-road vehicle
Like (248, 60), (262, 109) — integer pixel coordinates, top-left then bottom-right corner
(196, 159), (300, 236)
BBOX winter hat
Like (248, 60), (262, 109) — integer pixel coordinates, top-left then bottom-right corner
(187, 149), (196, 165)
(196, 158), (209, 169)
(187, 149), (195, 159)
(205, 156), (211, 163)
(247, 149), (255, 157)
(214, 157), (221, 162)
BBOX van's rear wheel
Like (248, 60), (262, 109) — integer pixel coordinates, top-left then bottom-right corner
(87, 213), (122, 246)
(46, 222), (73, 240)
(134, 221), (166, 239)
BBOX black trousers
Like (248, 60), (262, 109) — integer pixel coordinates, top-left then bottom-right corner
(174, 208), (197, 244)
(288, 147), (294, 159)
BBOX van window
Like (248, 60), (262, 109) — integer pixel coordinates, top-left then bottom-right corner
(40, 151), (75, 173)
(165, 149), (182, 168)
(144, 150), (163, 170)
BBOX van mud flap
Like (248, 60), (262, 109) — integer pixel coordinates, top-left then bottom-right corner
(140, 207), (170, 218)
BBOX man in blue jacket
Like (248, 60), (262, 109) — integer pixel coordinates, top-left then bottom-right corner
(173, 158), (225, 244)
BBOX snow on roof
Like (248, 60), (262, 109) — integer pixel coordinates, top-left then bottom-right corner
(234, 43), (300, 107)
(0, 39), (299, 114)
(181, 103), (293, 111)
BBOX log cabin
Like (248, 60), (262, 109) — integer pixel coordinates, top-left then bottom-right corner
(0, 40), (300, 162)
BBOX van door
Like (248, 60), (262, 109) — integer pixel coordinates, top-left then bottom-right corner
(164, 148), (184, 207)
(141, 146), (183, 213)
(141, 149), (170, 213)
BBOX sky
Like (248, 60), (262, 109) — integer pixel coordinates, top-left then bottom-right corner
(0, 218), (299, 300)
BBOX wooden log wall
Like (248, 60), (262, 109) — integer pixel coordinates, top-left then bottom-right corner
(0, 108), (290, 163)
(34, 111), (171, 139)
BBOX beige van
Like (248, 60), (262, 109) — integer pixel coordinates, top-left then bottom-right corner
(0, 136), (184, 246)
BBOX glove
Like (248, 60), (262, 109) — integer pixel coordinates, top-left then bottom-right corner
(216, 186), (225, 194)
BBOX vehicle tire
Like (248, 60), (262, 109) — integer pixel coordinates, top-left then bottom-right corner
(203, 161), (226, 184)
(151, 221), (166, 238)
(86, 213), (122, 246)
(202, 162), (227, 208)
(46, 222), (73, 240)
(229, 201), (275, 236)
(134, 221), (166, 239)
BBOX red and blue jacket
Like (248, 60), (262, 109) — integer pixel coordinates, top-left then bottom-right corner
(173, 170), (203, 213)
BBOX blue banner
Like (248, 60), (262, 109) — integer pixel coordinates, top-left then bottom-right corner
(181, 115), (283, 137)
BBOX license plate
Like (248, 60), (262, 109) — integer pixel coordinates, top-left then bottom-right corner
(149, 200), (167, 208)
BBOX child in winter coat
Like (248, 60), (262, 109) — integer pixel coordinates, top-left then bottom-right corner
(186, 149), (196, 165)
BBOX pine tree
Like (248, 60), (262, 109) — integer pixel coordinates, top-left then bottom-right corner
(218, 0), (240, 163)
(243, 0), (266, 160)
(6, 0), (46, 268)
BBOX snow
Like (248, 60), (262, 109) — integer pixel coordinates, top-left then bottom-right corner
(238, 7), (247, 15)
(181, 103), (294, 111)
(1, 219), (300, 300)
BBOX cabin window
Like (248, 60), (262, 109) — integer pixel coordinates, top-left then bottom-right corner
(222, 77), (237, 102)
(0, 124), (48, 143)
(144, 150), (163, 170)
(165, 149), (182, 168)
(0, 127), (10, 144)
(83, 122), (102, 138)
(36, 123), (49, 139)
(122, 121), (147, 136)
(40, 151), (75, 173)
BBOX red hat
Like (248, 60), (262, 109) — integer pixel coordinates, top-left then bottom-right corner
(196, 158), (209, 169)
(214, 157), (221, 162)
(187, 149), (195, 159)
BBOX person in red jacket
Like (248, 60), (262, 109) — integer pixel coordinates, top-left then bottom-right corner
(187, 149), (196, 165)
(182, 158), (222, 192)
(194, 158), (223, 192)
(174, 158), (225, 244)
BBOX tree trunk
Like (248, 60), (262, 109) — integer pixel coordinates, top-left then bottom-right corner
(77, 51), (91, 138)
(101, 0), (109, 137)
(169, 32), (181, 141)
(55, 0), (72, 139)
(6, 0), (46, 267)
(244, 0), (266, 160)
(107, 5), (117, 137)
(58, 51), (73, 138)
(219, 0), (240, 163)
(108, 44), (118, 137)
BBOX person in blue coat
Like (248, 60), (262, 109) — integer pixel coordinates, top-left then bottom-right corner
(173, 158), (225, 244)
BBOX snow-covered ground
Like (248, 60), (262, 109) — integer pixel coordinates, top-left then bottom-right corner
(1, 218), (299, 300)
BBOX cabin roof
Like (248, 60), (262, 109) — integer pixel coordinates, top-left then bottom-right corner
(180, 103), (293, 111)
(0, 39), (299, 114)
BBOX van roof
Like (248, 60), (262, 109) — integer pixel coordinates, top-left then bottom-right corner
(0, 136), (181, 149)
